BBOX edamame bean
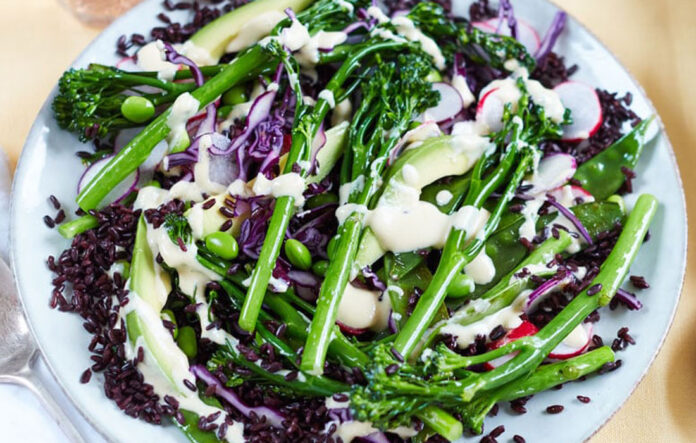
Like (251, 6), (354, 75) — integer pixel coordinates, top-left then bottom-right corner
(161, 309), (178, 339)
(306, 193), (339, 209)
(327, 235), (339, 260)
(121, 96), (155, 124)
(177, 326), (198, 358)
(425, 69), (442, 82)
(448, 271), (474, 298)
(285, 239), (312, 270)
(205, 232), (239, 260)
(222, 85), (248, 106)
(312, 260), (329, 277)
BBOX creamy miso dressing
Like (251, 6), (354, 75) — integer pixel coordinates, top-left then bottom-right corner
(318, 89), (336, 108)
(336, 284), (391, 331)
(440, 291), (528, 347)
(324, 397), (418, 441)
(261, 19), (347, 67)
(435, 189), (453, 206)
(452, 73), (475, 107)
(562, 323), (589, 349)
(136, 40), (178, 81)
(331, 98), (353, 126)
(166, 93), (200, 150)
(252, 172), (307, 206)
(463, 248), (496, 285)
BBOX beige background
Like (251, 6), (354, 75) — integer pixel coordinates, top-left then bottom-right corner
(0, 0), (694, 441)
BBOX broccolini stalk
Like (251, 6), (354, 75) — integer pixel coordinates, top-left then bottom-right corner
(300, 54), (439, 375)
(394, 84), (566, 359)
(239, 38), (411, 333)
(352, 196), (654, 429)
(460, 346), (615, 433)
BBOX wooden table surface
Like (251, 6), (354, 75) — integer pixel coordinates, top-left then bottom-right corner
(0, 0), (694, 441)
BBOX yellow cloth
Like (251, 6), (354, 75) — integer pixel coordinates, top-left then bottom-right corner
(0, 0), (694, 441)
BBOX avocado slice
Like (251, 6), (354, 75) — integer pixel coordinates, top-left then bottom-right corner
(190, 0), (314, 62)
(355, 135), (490, 269)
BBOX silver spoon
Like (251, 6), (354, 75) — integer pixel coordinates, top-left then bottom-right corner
(0, 256), (85, 442)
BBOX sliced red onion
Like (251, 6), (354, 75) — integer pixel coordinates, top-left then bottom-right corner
(535, 11), (567, 61)
(525, 270), (572, 312)
(77, 155), (139, 204)
(495, 0), (518, 39)
(211, 89), (277, 156)
(546, 197), (593, 245)
(307, 122), (327, 174)
(425, 82), (464, 122)
(361, 267), (387, 292)
(614, 288), (643, 310)
(190, 364), (285, 427)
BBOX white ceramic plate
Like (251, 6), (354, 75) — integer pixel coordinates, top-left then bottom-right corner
(10, 0), (687, 442)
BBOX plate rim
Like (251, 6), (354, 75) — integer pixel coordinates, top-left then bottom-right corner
(8, 0), (688, 441)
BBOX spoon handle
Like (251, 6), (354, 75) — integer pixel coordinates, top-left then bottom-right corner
(6, 369), (86, 443)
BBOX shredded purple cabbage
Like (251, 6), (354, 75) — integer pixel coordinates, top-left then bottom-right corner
(496, 0), (518, 39)
(535, 11), (567, 61)
(161, 41), (204, 87)
(546, 196), (593, 244)
(190, 364), (285, 427)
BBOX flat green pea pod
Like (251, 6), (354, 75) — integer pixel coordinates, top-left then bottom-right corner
(574, 117), (654, 200)
(468, 201), (624, 299)
(174, 410), (221, 443)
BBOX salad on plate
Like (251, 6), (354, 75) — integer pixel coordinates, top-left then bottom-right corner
(44, 0), (659, 441)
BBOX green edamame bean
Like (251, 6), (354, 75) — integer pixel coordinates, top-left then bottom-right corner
(121, 96), (155, 124)
(426, 69), (442, 82)
(306, 193), (339, 209)
(448, 271), (474, 298)
(222, 85), (248, 106)
(312, 260), (329, 277)
(161, 309), (178, 339)
(285, 239), (312, 270)
(177, 326), (198, 358)
(607, 194), (625, 214)
(205, 232), (239, 260)
(327, 235), (339, 260)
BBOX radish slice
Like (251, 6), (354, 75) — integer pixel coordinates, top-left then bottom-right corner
(425, 82), (464, 122)
(115, 56), (138, 71)
(546, 185), (594, 207)
(554, 81), (603, 141)
(475, 18), (541, 55)
(484, 321), (539, 370)
(77, 155), (139, 205)
(526, 153), (577, 194)
(337, 321), (369, 336)
(476, 87), (506, 133)
(549, 322), (592, 359)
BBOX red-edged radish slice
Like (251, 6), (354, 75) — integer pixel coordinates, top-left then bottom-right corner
(476, 87), (506, 133)
(337, 321), (369, 336)
(425, 82), (464, 122)
(549, 322), (592, 359)
(547, 184), (594, 205)
(77, 155), (139, 205)
(477, 18), (541, 55)
(116, 55), (138, 71)
(484, 321), (539, 370)
(554, 81), (603, 141)
(526, 153), (577, 195)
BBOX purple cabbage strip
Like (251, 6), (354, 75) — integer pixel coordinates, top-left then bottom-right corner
(161, 41), (204, 87)
(496, 0), (518, 39)
(535, 11), (567, 61)
(360, 267), (387, 292)
(546, 196), (593, 244)
(387, 311), (398, 334)
(190, 364), (285, 427)
(614, 288), (644, 310)
(525, 270), (572, 312)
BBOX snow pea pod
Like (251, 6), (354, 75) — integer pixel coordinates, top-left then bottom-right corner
(175, 410), (221, 443)
(574, 117), (654, 200)
(468, 201), (624, 299)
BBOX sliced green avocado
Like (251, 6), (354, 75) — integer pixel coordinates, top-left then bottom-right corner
(355, 135), (488, 269)
(190, 0), (314, 62)
(126, 217), (190, 394)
